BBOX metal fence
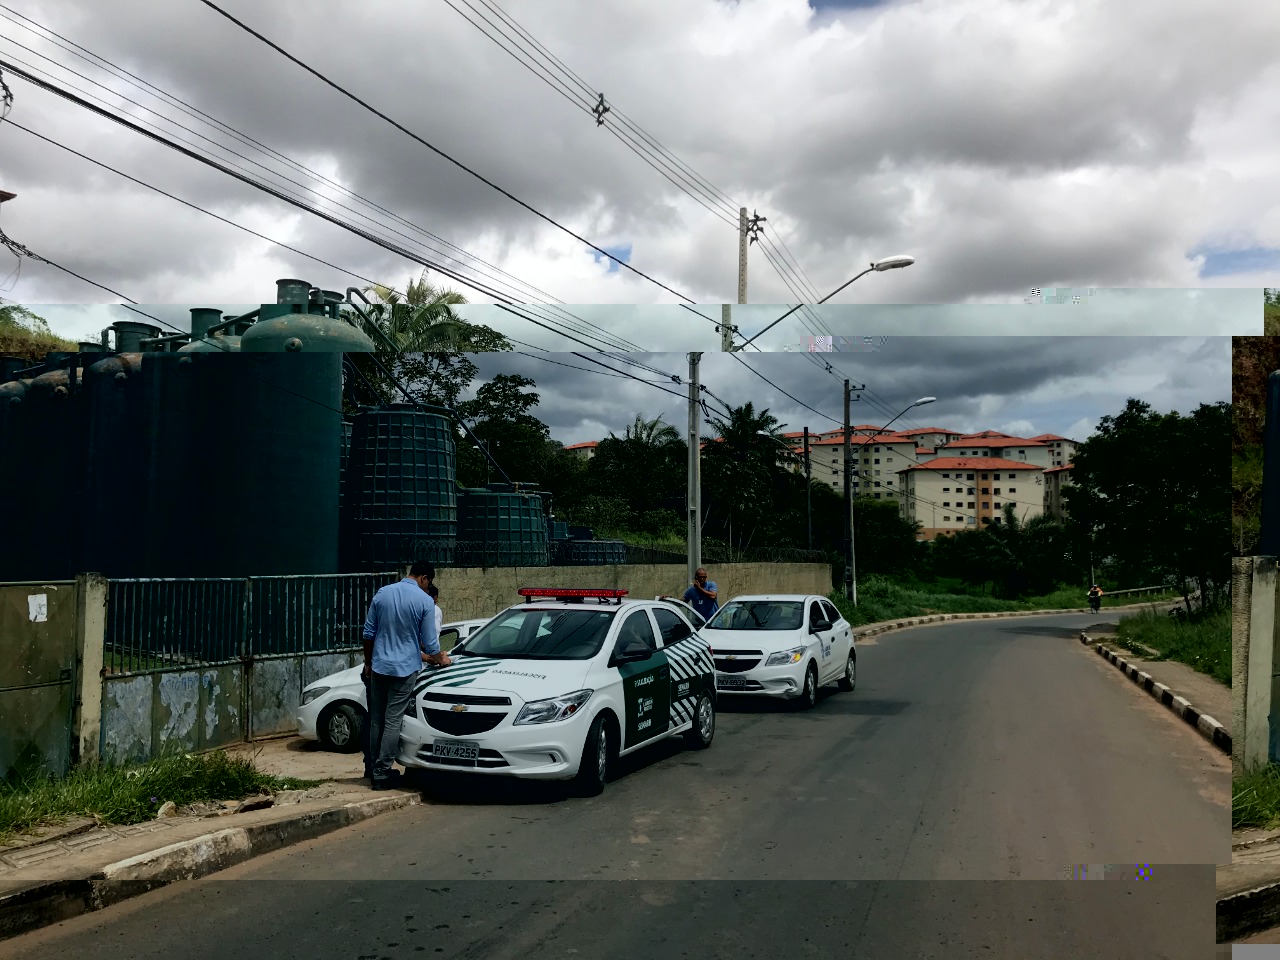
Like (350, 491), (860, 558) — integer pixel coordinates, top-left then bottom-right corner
(105, 572), (401, 673)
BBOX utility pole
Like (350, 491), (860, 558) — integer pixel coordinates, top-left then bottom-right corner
(723, 208), (765, 351)
(844, 381), (856, 603)
(803, 427), (813, 552)
(687, 352), (703, 587)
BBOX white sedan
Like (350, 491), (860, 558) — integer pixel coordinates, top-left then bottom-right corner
(297, 618), (490, 751)
(699, 594), (855, 709)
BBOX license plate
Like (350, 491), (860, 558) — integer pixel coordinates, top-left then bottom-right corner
(716, 674), (748, 688)
(432, 739), (479, 760)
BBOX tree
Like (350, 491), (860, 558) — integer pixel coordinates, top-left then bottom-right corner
(1064, 398), (1230, 609)
(455, 374), (555, 489)
(583, 412), (686, 536)
(700, 402), (794, 550)
(0, 305), (75, 360)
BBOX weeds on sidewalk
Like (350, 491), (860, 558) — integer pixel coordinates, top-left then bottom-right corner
(1115, 606), (1231, 686)
(827, 576), (1181, 628)
(0, 748), (320, 845)
(1234, 763), (1280, 830)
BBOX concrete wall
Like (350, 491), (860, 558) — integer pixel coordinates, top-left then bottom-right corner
(422, 562), (834, 623)
(1235, 556), (1280, 777)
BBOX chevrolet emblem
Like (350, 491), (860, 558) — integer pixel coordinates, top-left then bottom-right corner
(726, 655), (737, 660)
(451, 704), (468, 713)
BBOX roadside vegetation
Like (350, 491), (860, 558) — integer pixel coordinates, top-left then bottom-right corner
(1234, 763), (1280, 830)
(0, 748), (319, 844)
(826, 576), (1183, 629)
(1112, 606), (1231, 686)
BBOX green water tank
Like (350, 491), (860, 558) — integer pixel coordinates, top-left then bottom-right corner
(240, 279), (374, 353)
(456, 489), (548, 568)
(179, 307), (242, 352)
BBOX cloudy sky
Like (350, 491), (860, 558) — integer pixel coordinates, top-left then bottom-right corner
(0, 0), (1276, 321)
(450, 336), (1229, 447)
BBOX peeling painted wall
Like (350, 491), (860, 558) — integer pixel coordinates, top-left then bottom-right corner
(101, 675), (153, 766)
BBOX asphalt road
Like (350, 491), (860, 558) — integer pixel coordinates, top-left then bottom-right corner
(9, 612), (1223, 957)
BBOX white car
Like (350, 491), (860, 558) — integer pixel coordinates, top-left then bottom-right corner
(297, 618), (491, 752)
(396, 587), (717, 796)
(700, 594), (855, 708)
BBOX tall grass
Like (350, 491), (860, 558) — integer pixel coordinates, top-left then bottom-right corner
(0, 748), (319, 844)
(1114, 606), (1231, 685)
(1234, 763), (1280, 829)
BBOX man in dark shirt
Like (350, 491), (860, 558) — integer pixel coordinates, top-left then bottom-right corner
(361, 561), (450, 790)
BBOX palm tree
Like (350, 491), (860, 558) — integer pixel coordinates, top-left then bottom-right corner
(619, 413), (682, 450)
(701, 403), (795, 551)
(364, 270), (478, 352)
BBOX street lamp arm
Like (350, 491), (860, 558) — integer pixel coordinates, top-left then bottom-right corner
(736, 265), (876, 350)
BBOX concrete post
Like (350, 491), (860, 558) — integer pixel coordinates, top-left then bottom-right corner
(72, 573), (107, 766)
(1242, 557), (1279, 774)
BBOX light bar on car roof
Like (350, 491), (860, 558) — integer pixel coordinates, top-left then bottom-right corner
(517, 588), (629, 600)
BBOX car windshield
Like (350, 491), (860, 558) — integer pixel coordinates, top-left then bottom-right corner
(706, 601), (804, 631)
(459, 607), (616, 660)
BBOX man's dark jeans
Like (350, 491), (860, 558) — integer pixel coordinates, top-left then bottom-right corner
(367, 670), (418, 784)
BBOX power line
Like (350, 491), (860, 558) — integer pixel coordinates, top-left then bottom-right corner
(568, 353), (690, 403)
(0, 62), (638, 354)
(725, 353), (843, 427)
(195, 0), (701, 305)
(0, 36), (642, 352)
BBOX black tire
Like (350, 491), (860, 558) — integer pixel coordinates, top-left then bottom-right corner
(318, 702), (364, 753)
(837, 651), (856, 692)
(683, 691), (716, 750)
(793, 663), (819, 710)
(573, 714), (612, 797)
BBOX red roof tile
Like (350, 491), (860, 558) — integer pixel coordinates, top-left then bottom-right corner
(899, 457), (1044, 472)
(942, 437), (1047, 449)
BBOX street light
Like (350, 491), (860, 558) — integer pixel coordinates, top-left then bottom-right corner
(735, 255), (915, 351)
(846, 395), (936, 605)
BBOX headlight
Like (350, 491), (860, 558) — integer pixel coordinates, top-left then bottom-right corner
(764, 646), (806, 667)
(513, 689), (594, 725)
(301, 686), (329, 706)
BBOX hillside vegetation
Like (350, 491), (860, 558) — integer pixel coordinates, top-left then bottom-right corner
(0, 305), (76, 361)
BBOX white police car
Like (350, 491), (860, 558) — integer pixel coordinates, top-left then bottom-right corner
(297, 618), (490, 751)
(396, 588), (717, 796)
(700, 594), (855, 708)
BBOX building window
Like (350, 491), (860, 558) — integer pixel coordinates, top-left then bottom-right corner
(966, 473), (975, 480)
(994, 502), (1001, 509)
(981, 487), (989, 494)
(943, 516), (951, 522)
(874, 493), (881, 499)
(942, 473), (951, 479)
(1009, 487), (1016, 493)
(943, 502), (951, 507)
(943, 486), (951, 492)
(982, 473), (989, 480)
(994, 488), (1001, 495)
(982, 502), (990, 509)
(968, 502), (975, 508)
(874, 458), (880, 464)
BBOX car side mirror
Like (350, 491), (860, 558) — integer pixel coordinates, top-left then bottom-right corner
(811, 620), (832, 633)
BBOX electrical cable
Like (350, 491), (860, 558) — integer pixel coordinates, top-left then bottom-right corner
(195, 0), (702, 305)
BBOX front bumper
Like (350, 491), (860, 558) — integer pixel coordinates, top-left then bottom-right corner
(715, 661), (807, 698)
(296, 696), (327, 740)
(396, 708), (592, 780)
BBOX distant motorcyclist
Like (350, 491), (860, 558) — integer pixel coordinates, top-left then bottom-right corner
(1087, 584), (1103, 613)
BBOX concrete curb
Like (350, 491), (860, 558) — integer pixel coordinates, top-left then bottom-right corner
(850, 600), (1166, 643)
(1079, 633), (1230, 755)
(1218, 871), (1280, 943)
(0, 791), (418, 941)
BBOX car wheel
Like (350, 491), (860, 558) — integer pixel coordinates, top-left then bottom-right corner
(794, 664), (818, 710)
(319, 702), (364, 753)
(684, 691), (715, 750)
(573, 714), (613, 797)
(837, 651), (856, 692)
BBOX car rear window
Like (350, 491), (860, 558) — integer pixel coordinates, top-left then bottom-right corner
(461, 607), (616, 660)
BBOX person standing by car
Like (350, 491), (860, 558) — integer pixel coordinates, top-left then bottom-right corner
(425, 583), (444, 659)
(362, 561), (451, 790)
(683, 567), (720, 621)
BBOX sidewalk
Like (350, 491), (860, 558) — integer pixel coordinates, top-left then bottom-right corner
(1076, 624), (1230, 755)
(0, 738), (413, 941)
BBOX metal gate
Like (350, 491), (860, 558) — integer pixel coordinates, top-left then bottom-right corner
(0, 581), (78, 782)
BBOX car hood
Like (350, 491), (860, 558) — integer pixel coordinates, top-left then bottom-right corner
(306, 665), (364, 690)
(699, 627), (805, 650)
(412, 655), (592, 702)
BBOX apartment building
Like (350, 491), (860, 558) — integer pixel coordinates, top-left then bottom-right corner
(1043, 463), (1073, 520)
(888, 427), (965, 452)
(938, 436), (1054, 469)
(898, 456), (1046, 539)
(563, 441), (599, 461)
(1028, 434), (1079, 468)
(807, 434), (919, 501)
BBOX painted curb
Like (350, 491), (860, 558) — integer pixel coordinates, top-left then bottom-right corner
(850, 601), (1165, 644)
(1218, 875), (1280, 944)
(0, 791), (418, 941)
(1080, 634), (1230, 755)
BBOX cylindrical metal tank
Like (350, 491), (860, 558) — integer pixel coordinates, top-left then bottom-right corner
(178, 308), (241, 353)
(0, 375), (34, 580)
(456, 489), (548, 568)
(552, 540), (627, 567)
(139, 353), (203, 576)
(240, 279), (374, 353)
(0, 357), (28, 381)
(83, 353), (146, 577)
(348, 404), (457, 571)
(110, 321), (162, 352)
(338, 419), (354, 571)
(21, 367), (86, 580)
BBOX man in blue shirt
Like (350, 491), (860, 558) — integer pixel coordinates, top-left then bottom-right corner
(683, 567), (720, 620)
(362, 561), (450, 790)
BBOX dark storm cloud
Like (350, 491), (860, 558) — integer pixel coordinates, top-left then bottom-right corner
(1, 1), (1275, 306)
